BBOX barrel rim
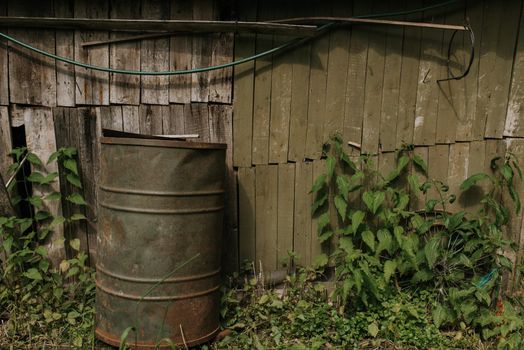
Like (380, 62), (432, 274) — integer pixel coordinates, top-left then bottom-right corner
(101, 136), (227, 150)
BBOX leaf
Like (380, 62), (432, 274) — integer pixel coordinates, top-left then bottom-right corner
(24, 268), (42, 281)
(26, 152), (43, 166)
(340, 151), (356, 170)
(376, 229), (393, 254)
(361, 230), (375, 252)
(35, 246), (47, 257)
(339, 237), (354, 255)
(372, 192), (385, 214)
(460, 173), (490, 191)
(318, 230), (334, 243)
(334, 195), (347, 220)
(367, 322), (379, 338)
(501, 163), (514, 183)
(351, 210), (365, 234)
(66, 173), (82, 188)
(432, 303), (448, 328)
(310, 174), (327, 193)
(70, 213), (87, 221)
(326, 155), (336, 179)
(50, 216), (66, 227)
(363, 191), (374, 213)
(45, 192), (62, 201)
(313, 253), (329, 269)
(34, 211), (51, 221)
(424, 236), (441, 268)
(59, 260), (70, 273)
(18, 218), (33, 233)
(413, 154), (428, 173)
(425, 199), (438, 212)
(67, 193), (86, 205)
(258, 294), (269, 305)
(411, 269), (434, 283)
(384, 260), (397, 283)
(119, 327), (135, 350)
(311, 192), (328, 215)
(408, 174), (420, 194)
(336, 175), (350, 201)
(70, 238), (81, 251)
(63, 159), (78, 175)
(47, 151), (60, 164)
(317, 212), (330, 234)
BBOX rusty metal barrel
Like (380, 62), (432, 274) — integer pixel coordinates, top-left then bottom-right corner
(95, 134), (226, 349)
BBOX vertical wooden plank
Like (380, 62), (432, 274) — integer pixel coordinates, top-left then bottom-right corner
(255, 165), (278, 272)
(480, 1), (521, 138)
(141, 0), (170, 105)
(168, 104), (185, 135)
(209, 32), (234, 103)
(413, 5), (445, 146)
(109, 0), (141, 105)
(294, 161), (312, 266)
(238, 167), (256, 265)
(304, 1), (332, 159)
(232, 0), (257, 167)
(343, 1), (371, 150)
(55, 0), (76, 107)
(185, 103), (210, 142)
(0, 106), (11, 180)
(269, 41), (293, 164)
(0, 1), (7, 105)
(395, 0), (422, 148)
(209, 104), (237, 272)
(323, 1), (351, 144)
(169, 1), (193, 104)
(379, 1), (404, 152)
(361, 2), (387, 154)
(191, 0), (214, 102)
(251, 3), (273, 165)
(435, 7), (466, 144)
(458, 0), (483, 141)
(139, 105), (162, 135)
(410, 147), (428, 211)
(277, 163), (294, 268)
(122, 105), (140, 133)
(103, 105), (123, 131)
(287, 42), (311, 162)
(8, 0), (56, 107)
(25, 107), (63, 265)
(74, 0), (109, 105)
(427, 144), (449, 211)
(505, 1), (524, 137)
(447, 143), (469, 213)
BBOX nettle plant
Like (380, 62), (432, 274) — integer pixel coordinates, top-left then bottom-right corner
(311, 135), (524, 349)
(0, 147), (95, 348)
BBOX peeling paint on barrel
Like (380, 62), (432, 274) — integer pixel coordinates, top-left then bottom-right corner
(95, 135), (226, 349)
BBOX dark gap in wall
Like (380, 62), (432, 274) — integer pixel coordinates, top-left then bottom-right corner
(10, 124), (33, 220)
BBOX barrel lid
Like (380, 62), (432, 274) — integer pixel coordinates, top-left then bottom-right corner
(100, 129), (227, 150)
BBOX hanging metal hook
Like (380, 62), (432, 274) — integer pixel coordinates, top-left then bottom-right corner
(437, 19), (475, 83)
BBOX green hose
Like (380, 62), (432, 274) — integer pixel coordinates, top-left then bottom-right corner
(0, 0), (458, 76)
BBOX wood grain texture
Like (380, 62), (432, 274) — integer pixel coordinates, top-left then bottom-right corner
(427, 144), (449, 211)
(74, 0), (109, 105)
(395, 0), (422, 148)
(139, 104), (163, 135)
(481, 0), (521, 138)
(255, 164), (278, 271)
(413, 5), (445, 146)
(251, 30), (273, 165)
(505, 2), (524, 137)
(186, 103), (210, 142)
(209, 32), (234, 103)
(277, 163), (295, 269)
(109, 0), (141, 105)
(122, 105), (140, 133)
(238, 167), (256, 265)
(169, 1), (193, 103)
(54, 0), (76, 107)
(343, 1), (371, 150)
(191, 0), (214, 102)
(167, 104), (185, 134)
(0, 106), (11, 180)
(462, 140), (486, 212)
(8, 0), (56, 107)
(294, 161), (312, 266)
(0, 1), (7, 105)
(24, 107), (64, 266)
(379, 2), (403, 152)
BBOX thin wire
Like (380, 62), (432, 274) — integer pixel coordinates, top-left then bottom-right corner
(0, 0), (458, 76)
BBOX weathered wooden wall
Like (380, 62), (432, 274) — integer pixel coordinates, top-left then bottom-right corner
(3, 0), (524, 276)
(0, 0), (236, 271)
(233, 0), (524, 275)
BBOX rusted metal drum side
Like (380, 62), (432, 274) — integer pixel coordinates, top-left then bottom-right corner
(96, 138), (225, 349)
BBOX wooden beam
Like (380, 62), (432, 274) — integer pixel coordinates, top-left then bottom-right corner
(0, 17), (318, 36)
